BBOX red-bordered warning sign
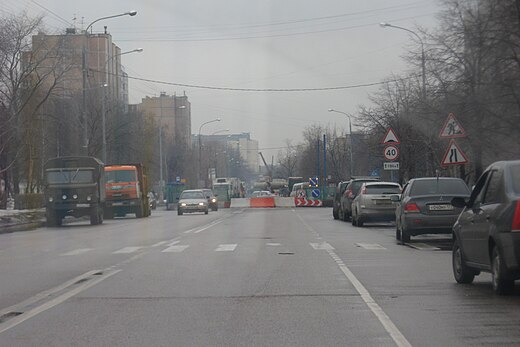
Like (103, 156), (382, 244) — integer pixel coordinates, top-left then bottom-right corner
(441, 140), (469, 166)
(384, 145), (399, 161)
(381, 128), (400, 144)
(439, 113), (466, 138)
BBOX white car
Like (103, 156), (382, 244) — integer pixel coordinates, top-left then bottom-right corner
(251, 190), (272, 198)
(177, 190), (208, 215)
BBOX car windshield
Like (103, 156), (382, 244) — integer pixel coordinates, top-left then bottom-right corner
(46, 169), (93, 184)
(180, 191), (204, 199)
(351, 181), (376, 194)
(105, 170), (136, 183)
(365, 184), (401, 194)
(410, 179), (470, 196)
(511, 164), (520, 195)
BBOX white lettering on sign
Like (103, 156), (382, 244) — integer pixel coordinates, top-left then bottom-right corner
(384, 162), (399, 170)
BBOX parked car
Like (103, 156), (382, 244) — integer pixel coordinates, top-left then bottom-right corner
(177, 189), (208, 215)
(393, 177), (471, 243)
(339, 177), (379, 221)
(451, 160), (520, 295)
(202, 188), (218, 211)
(333, 181), (350, 220)
(351, 181), (402, 227)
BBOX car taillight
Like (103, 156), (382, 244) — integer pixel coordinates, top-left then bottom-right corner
(404, 203), (420, 213)
(360, 186), (366, 195)
(512, 201), (520, 232)
(347, 189), (353, 199)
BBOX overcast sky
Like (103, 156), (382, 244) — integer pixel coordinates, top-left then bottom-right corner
(5, 0), (441, 160)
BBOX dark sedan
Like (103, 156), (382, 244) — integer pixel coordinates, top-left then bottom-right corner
(393, 177), (471, 242)
(452, 160), (520, 295)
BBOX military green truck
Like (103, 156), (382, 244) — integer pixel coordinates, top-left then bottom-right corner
(44, 156), (105, 226)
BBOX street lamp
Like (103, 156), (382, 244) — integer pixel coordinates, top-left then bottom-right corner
(82, 10), (138, 156)
(380, 22), (426, 100)
(328, 109), (354, 176)
(198, 118), (221, 187)
(100, 48), (143, 163)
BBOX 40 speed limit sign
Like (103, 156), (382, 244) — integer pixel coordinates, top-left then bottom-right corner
(384, 145), (399, 160)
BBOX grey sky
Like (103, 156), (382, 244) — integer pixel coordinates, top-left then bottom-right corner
(6, 0), (441, 160)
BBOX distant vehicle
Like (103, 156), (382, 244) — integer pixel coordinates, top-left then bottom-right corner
(393, 177), (470, 242)
(166, 182), (187, 210)
(148, 192), (157, 210)
(290, 182), (308, 198)
(202, 188), (218, 211)
(251, 190), (272, 198)
(288, 176), (304, 193)
(104, 164), (150, 219)
(451, 160), (520, 295)
(333, 181), (350, 220)
(44, 156), (105, 226)
(339, 177), (380, 221)
(351, 182), (402, 227)
(177, 189), (208, 215)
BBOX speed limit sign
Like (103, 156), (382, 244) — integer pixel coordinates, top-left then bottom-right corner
(384, 145), (399, 160)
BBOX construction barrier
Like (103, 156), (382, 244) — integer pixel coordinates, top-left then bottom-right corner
(274, 197), (296, 208)
(295, 198), (323, 207)
(250, 197), (276, 208)
(230, 198), (251, 208)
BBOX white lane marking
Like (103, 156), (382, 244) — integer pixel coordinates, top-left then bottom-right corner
(296, 213), (411, 347)
(60, 248), (93, 256)
(215, 244), (237, 252)
(167, 240), (180, 246)
(162, 245), (189, 253)
(151, 241), (169, 248)
(183, 219), (224, 234)
(0, 270), (121, 335)
(113, 246), (143, 254)
(309, 242), (335, 250)
(406, 242), (440, 251)
(266, 243), (281, 246)
(355, 243), (387, 250)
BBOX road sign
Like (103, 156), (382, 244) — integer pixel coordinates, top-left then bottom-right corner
(383, 145), (399, 161)
(441, 140), (469, 166)
(295, 198), (323, 207)
(384, 162), (400, 170)
(176, 176), (181, 182)
(309, 177), (318, 187)
(381, 128), (400, 144)
(439, 113), (465, 138)
(311, 189), (320, 198)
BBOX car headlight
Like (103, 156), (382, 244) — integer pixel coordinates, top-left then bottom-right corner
(181, 203), (187, 207)
(62, 194), (67, 200)
(48, 197), (54, 202)
(199, 202), (205, 206)
(86, 196), (92, 201)
(72, 194), (78, 199)
(211, 198), (216, 203)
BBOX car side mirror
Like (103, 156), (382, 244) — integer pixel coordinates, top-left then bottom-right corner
(176, 197), (179, 201)
(451, 197), (467, 208)
(390, 195), (400, 202)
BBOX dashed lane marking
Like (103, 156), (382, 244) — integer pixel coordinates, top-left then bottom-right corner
(355, 243), (387, 250)
(266, 243), (281, 246)
(309, 242), (335, 250)
(162, 245), (190, 253)
(60, 248), (93, 256)
(113, 246), (143, 254)
(405, 242), (441, 251)
(151, 241), (169, 248)
(215, 244), (237, 252)
(184, 219), (224, 234)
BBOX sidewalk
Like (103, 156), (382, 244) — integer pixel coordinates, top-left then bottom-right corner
(0, 208), (46, 234)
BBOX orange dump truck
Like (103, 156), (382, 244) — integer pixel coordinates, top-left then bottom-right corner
(104, 164), (150, 218)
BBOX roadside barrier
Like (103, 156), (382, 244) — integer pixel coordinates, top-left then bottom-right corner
(230, 198), (250, 208)
(274, 197), (296, 208)
(250, 197), (276, 208)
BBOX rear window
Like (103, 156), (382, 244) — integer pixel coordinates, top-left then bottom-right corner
(410, 179), (470, 196)
(365, 185), (401, 194)
(510, 164), (520, 194)
(351, 180), (376, 194)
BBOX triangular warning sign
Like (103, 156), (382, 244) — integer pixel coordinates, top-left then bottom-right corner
(441, 140), (469, 166)
(439, 113), (465, 138)
(381, 128), (400, 144)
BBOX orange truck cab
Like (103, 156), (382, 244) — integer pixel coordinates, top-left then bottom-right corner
(104, 164), (150, 218)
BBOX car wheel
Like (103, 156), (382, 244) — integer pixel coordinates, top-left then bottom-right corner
(452, 238), (475, 284)
(395, 225), (401, 241)
(343, 210), (350, 222)
(492, 247), (515, 295)
(401, 227), (411, 243)
(205, 209), (209, 215)
(333, 207), (339, 220)
(177, 209), (183, 216)
(357, 216), (364, 227)
(351, 211), (357, 226)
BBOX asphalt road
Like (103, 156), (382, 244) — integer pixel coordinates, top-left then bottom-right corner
(1, 207), (520, 346)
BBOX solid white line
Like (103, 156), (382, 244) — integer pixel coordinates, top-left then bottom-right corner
(327, 249), (412, 347)
(194, 220), (224, 233)
(0, 270), (121, 335)
(113, 246), (142, 254)
(215, 244), (237, 252)
(161, 245), (189, 253)
(60, 248), (93, 256)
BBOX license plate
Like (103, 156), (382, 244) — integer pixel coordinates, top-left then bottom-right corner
(374, 200), (391, 205)
(429, 204), (453, 211)
(76, 204), (90, 208)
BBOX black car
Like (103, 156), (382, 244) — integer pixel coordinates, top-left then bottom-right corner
(339, 177), (379, 221)
(332, 181), (350, 220)
(202, 188), (218, 211)
(393, 177), (470, 242)
(452, 160), (520, 295)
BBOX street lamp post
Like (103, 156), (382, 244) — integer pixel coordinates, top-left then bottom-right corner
(82, 10), (137, 156)
(328, 109), (354, 176)
(101, 48), (143, 163)
(198, 118), (221, 187)
(380, 22), (426, 100)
